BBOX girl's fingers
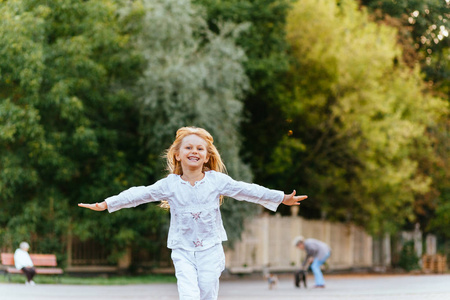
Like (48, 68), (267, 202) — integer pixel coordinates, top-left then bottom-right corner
(84, 202), (107, 211)
(78, 203), (102, 210)
(292, 195), (308, 205)
(283, 191), (308, 206)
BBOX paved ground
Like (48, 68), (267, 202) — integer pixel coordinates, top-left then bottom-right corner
(1, 274), (449, 300)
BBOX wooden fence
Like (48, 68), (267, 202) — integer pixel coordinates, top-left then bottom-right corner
(225, 213), (373, 273)
(64, 213), (373, 273)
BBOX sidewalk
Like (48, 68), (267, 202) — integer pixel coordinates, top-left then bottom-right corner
(1, 274), (449, 300)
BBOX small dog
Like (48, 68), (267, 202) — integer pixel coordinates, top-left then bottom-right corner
(267, 273), (279, 290)
(263, 267), (279, 290)
(295, 270), (307, 288)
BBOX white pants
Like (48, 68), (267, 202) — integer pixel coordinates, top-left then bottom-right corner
(171, 244), (225, 300)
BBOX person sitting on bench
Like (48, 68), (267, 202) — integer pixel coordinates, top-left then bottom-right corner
(14, 242), (36, 285)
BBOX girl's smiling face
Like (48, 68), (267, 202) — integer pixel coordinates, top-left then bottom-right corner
(176, 134), (210, 172)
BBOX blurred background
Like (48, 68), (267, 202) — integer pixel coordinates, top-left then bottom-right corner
(0, 0), (449, 276)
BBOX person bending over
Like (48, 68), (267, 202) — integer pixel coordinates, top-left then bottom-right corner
(293, 236), (330, 288)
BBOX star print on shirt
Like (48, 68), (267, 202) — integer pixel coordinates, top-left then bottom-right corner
(193, 239), (203, 247)
(191, 212), (202, 220)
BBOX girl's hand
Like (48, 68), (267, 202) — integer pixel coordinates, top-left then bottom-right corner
(282, 190), (308, 206)
(78, 201), (107, 211)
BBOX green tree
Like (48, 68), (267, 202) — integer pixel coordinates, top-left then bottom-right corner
(361, 0), (450, 237)
(194, 0), (295, 193)
(361, 0), (450, 97)
(281, 0), (446, 233)
(133, 0), (256, 244)
(0, 0), (150, 262)
(1, 0), (259, 264)
(425, 119), (450, 238)
(398, 240), (420, 271)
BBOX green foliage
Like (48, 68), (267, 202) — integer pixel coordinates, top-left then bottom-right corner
(135, 0), (249, 172)
(133, 0), (256, 244)
(0, 0), (150, 261)
(428, 190), (450, 238)
(398, 240), (420, 271)
(195, 0), (294, 193)
(0, 0), (256, 262)
(282, 0), (447, 233)
(361, 1), (450, 236)
(361, 0), (450, 97)
(1, 0), (448, 267)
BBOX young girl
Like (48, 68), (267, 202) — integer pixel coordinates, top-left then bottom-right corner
(79, 126), (307, 300)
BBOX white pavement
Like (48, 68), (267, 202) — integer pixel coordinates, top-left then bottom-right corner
(1, 274), (449, 300)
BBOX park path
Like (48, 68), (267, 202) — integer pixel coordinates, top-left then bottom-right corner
(1, 274), (449, 300)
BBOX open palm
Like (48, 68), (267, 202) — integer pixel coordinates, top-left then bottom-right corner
(78, 202), (107, 211)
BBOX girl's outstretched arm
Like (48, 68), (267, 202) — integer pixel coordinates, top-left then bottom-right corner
(78, 201), (107, 211)
(282, 190), (307, 206)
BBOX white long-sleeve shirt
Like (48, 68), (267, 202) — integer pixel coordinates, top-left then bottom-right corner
(105, 170), (284, 251)
(14, 248), (34, 269)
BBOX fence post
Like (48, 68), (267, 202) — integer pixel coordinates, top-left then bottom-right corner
(425, 234), (437, 255)
(347, 224), (355, 267)
(118, 247), (132, 270)
(67, 225), (72, 268)
(261, 214), (270, 267)
(383, 233), (391, 268)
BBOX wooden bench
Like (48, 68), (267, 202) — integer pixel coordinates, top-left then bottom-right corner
(422, 254), (448, 274)
(1, 253), (63, 281)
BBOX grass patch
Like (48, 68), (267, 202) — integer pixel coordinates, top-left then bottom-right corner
(0, 273), (177, 285)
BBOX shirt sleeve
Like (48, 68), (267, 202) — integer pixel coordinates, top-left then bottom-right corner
(214, 172), (284, 212)
(105, 177), (169, 213)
